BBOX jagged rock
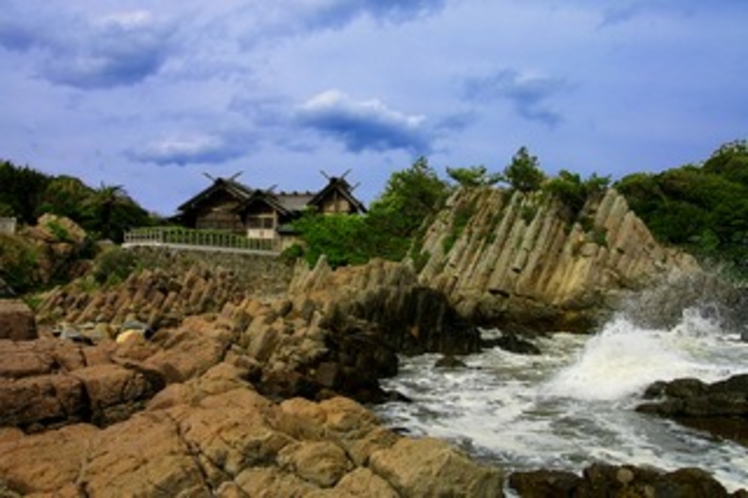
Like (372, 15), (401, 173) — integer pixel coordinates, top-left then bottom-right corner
(415, 187), (700, 332)
(637, 374), (748, 446)
(509, 463), (745, 498)
(0, 299), (36, 341)
(292, 257), (481, 356)
(20, 214), (93, 286)
(35, 247), (295, 331)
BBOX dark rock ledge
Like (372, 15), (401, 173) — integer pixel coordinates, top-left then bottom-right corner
(637, 373), (748, 447)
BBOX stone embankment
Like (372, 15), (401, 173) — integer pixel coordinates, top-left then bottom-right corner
(415, 187), (700, 332)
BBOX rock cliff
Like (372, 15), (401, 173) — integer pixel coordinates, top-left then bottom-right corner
(415, 187), (700, 332)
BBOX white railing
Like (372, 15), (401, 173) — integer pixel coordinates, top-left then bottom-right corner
(122, 227), (282, 255)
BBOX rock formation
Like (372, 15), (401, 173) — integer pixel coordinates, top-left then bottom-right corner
(509, 463), (746, 498)
(415, 187), (700, 332)
(0, 340), (502, 497)
(35, 246), (295, 329)
(0, 299), (36, 341)
(638, 374), (748, 447)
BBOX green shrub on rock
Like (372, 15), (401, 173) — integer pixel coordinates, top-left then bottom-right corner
(91, 246), (138, 287)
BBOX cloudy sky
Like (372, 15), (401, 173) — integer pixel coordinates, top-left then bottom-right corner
(1, 1), (746, 215)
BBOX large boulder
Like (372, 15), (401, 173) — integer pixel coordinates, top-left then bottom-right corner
(0, 299), (37, 340)
(20, 214), (93, 286)
(637, 374), (748, 446)
(368, 437), (503, 497)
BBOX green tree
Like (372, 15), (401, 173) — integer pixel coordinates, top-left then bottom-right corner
(544, 170), (610, 217)
(366, 157), (452, 260)
(292, 213), (368, 268)
(84, 183), (151, 242)
(616, 140), (748, 277)
(36, 175), (93, 221)
(500, 146), (546, 192)
(446, 165), (501, 188)
(292, 157), (452, 266)
(0, 161), (51, 224)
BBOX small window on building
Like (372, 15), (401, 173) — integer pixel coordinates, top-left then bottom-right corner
(247, 215), (275, 229)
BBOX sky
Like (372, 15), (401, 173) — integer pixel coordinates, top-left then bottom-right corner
(0, 0), (746, 216)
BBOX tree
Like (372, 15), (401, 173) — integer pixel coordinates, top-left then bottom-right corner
(616, 140), (748, 277)
(292, 157), (452, 265)
(500, 146), (546, 192)
(366, 157), (452, 260)
(0, 161), (50, 224)
(292, 213), (368, 268)
(446, 165), (501, 188)
(544, 170), (610, 217)
(85, 183), (124, 230)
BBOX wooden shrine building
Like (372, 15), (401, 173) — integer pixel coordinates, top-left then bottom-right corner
(174, 173), (366, 245)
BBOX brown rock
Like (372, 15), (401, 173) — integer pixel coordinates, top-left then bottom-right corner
(233, 467), (315, 497)
(0, 374), (85, 429)
(277, 441), (353, 488)
(144, 319), (233, 383)
(369, 437), (503, 498)
(0, 299), (37, 341)
(0, 423), (98, 494)
(82, 412), (209, 497)
(70, 363), (160, 426)
(332, 467), (399, 498)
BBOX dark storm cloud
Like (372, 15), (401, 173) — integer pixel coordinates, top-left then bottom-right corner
(296, 90), (433, 154)
(462, 69), (567, 127)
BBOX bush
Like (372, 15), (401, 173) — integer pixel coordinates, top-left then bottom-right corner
(544, 170), (610, 218)
(0, 234), (40, 293)
(91, 247), (138, 286)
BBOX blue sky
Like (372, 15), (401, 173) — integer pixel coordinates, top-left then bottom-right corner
(1, 0), (746, 215)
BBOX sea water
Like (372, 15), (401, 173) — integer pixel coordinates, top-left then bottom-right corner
(375, 307), (748, 491)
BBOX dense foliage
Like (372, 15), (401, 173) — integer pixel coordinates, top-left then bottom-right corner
(544, 170), (611, 217)
(293, 148), (620, 268)
(616, 140), (748, 277)
(0, 160), (154, 241)
(446, 165), (501, 187)
(291, 157), (452, 267)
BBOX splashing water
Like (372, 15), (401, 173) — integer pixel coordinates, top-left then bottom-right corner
(376, 307), (748, 491)
(543, 310), (734, 401)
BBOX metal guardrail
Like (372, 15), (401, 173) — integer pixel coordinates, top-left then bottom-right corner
(122, 227), (282, 256)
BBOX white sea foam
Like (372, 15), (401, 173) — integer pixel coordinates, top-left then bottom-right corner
(377, 307), (748, 492)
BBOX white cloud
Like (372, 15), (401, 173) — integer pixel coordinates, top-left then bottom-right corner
(128, 133), (248, 166)
(297, 89), (431, 153)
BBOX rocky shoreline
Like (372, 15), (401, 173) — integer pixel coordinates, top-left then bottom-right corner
(0, 254), (745, 496)
(2, 198), (747, 496)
